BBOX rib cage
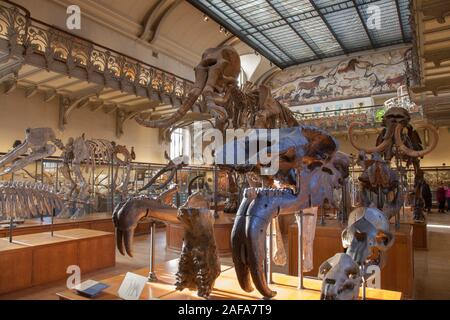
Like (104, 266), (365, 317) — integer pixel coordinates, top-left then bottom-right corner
(0, 182), (64, 218)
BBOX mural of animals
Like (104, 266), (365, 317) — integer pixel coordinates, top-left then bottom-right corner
(267, 48), (410, 106)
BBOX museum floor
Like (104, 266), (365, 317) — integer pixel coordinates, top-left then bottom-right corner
(1, 212), (449, 300)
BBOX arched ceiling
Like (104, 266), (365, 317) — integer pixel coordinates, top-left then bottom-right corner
(93, 0), (159, 24)
(42, 0), (268, 70)
(157, 1), (228, 55)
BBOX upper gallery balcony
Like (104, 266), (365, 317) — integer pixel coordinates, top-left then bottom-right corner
(0, 1), (196, 137)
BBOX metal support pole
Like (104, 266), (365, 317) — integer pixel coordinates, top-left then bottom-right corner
(296, 211), (304, 289)
(51, 208), (55, 237)
(148, 219), (158, 282)
(175, 169), (180, 208)
(111, 157), (115, 215)
(40, 159), (44, 183)
(342, 180), (348, 224)
(320, 205), (325, 226)
(361, 264), (367, 300)
(34, 161), (38, 183)
(213, 166), (218, 218)
(55, 162), (59, 192)
(9, 217), (13, 243)
(377, 186), (382, 210)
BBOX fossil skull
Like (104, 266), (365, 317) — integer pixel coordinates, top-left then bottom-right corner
(341, 207), (394, 266)
(318, 253), (362, 300)
(135, 46), (240, 128)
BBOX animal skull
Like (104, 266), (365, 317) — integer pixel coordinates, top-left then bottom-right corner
(318, 253), (362, 300)
(382, 107), (411, 128)
(135, 46), (240, 128)
(0, 128), (63, 176)
(341, 207), (394, 266)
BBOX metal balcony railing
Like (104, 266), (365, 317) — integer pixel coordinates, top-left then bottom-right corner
(293, 103), (423, 132)
(0, 1), (194, 100)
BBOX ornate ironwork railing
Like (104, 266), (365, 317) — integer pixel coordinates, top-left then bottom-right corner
(0, 1), (193, 99)
(293, 103), (423, 131)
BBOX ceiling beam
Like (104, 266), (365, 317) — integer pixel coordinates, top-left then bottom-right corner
(139, 0), (181, 43)
(17, 68), (45, 80)
(308, 0), (349, 54)
(266, 0), (321, 59)
(24, 85), (39, 98)
(222, 0), (298, 64)
(350, 0), (375, 49)
(394, 0), (407, 43)
(240, 0), (383, 33)
(189, 0), (288, 68)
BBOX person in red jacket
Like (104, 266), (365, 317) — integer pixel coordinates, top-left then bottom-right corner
(436, 183), (446, 213)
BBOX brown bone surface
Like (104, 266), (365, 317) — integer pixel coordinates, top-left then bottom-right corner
(175, 193), (220, 298)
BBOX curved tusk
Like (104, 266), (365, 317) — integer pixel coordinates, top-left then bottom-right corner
(135, 64), (208, 128)
(135, 88), (202, 128)
(348, 122), (391, 154)
(395, 123), (439, 158)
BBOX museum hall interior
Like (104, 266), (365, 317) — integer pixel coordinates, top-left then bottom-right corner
(0, 0), (450, 302)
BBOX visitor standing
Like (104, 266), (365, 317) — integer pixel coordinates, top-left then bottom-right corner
(436, 183), (446, 213)
(422, 181), (432, 213)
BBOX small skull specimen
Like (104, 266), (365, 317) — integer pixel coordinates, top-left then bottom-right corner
(318, 253), (362, 300)
(341, 207), (394, 266)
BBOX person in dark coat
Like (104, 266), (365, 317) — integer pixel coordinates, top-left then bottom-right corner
(436, 183), (446, 213)
(422, 181), (432, 213)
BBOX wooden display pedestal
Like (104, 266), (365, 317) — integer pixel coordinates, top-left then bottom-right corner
(399, 207), (427, 250)
(0, 212), (115, 237)
(410, 221), (427, 250)
(56, 258), (402, 300)
(0, 228), (115, 295)
(166, 212), (234, 255)
(288, 220), (414, 298)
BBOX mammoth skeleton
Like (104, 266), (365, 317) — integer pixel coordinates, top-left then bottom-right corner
(348, 107), (439, 221)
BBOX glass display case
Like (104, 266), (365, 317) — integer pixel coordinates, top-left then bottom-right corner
(0, 151), (232, 218)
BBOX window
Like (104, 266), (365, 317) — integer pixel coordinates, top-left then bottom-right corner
(237, 67), (247, 88)
(169, 128), (190, 160)
(170, 128), (183, 159)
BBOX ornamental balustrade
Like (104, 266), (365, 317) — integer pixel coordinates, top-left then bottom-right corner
(293, 103), (423, 132)
(0, 1), (193, 102)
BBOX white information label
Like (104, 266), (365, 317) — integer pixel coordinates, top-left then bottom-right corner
(117, 272), (148, 300)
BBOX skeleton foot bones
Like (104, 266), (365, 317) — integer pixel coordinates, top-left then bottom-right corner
(114, 192), (220, 298)
(175, 193), (220, 298)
